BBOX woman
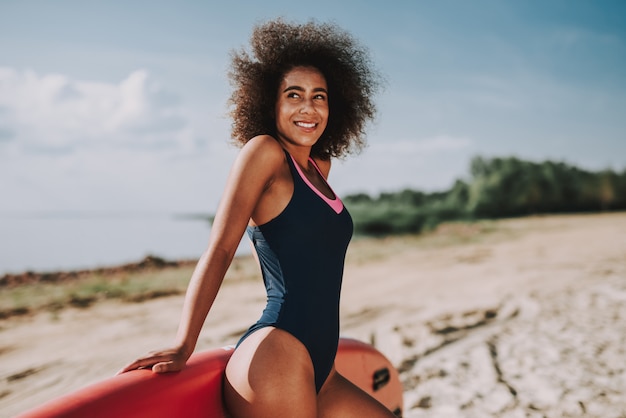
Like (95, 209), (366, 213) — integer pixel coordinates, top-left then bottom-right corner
(120, 19), (392, 417)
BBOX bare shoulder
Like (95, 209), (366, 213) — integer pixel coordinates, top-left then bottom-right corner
(239, 135), (286, 168)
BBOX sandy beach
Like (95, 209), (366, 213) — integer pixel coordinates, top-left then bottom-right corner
(2, 212), (625, 417)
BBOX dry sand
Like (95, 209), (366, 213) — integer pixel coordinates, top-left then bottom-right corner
(1, 213), (625, 417)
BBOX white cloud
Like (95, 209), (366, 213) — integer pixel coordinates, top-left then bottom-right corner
(408, 135), (472, 152)
(0, 67), (188, 153)
(0, 67), (238, 213)
(356, 135), (472, 159)
(0, 139), (238, 213)
(332, 135), (473, 195)
(548, 26), (623, 50)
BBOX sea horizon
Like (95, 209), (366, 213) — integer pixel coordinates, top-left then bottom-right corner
(0, 210), (248, 276)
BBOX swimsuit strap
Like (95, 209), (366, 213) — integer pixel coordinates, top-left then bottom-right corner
(286, 151), (344, 214)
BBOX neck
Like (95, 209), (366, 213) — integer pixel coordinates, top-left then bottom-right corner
(275, 137), (313, 167)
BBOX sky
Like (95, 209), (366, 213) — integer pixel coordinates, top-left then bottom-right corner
(1, 0), (625, 215)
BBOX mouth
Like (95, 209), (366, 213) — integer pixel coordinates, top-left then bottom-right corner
(295, 121), (317, 129)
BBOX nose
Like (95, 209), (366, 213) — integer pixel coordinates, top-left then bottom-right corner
(299, 98), (315, 114)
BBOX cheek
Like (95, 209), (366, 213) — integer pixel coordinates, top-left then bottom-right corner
(274, 103), (288, 124)
(277, 109), (291, 127)
(320, 106), (330, 124)
(275, 110), (295, 136)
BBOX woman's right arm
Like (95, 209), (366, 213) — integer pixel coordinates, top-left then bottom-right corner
(118, 136), (285, 374)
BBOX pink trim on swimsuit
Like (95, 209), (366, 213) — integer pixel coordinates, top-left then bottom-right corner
(289, 154), (344, 214)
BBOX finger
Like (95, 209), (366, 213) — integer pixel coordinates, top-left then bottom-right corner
(117, 356), (162, 375)
(154, 357), (188, 373)
(152, 361), (178, 373)
(117, 361), (147, 375)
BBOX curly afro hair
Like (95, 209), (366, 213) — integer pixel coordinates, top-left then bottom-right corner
(228, 18), (382, 160)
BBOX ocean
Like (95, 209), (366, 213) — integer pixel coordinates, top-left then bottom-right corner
(0, 212), (249, 275)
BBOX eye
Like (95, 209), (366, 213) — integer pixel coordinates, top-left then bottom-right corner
(314, 94), (327, 101)
(287, 92), (301, 99)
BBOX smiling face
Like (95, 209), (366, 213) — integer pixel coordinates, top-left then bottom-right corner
(274, 66), (329, 151)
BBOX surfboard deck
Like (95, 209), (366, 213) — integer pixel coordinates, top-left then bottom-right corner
(17, 338), (403, 417)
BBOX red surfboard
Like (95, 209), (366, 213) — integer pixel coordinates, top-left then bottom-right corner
(17, 338), (403, 417)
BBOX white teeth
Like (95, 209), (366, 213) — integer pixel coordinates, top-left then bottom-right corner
(296, 122), (316, 128)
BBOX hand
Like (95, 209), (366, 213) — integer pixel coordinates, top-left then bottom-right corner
(117, 347), (189, 375)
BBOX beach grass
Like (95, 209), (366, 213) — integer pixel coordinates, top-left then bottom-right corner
(0, 219), (513, 319)
(346, 219), (510, 264)
(0, 266), (195, 318)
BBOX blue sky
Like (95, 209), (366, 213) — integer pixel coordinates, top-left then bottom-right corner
(1, 0), (625, 214)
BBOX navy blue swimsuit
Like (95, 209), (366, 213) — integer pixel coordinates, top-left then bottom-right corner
(237, 150), (353, 392)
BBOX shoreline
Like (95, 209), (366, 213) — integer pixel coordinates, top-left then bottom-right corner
(0, 255), (199, 288)
(1, 212), (625, 417)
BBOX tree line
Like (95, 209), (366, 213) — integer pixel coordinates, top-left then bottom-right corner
(344, 156), (626, 235)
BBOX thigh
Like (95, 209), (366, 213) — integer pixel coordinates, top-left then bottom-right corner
(317, 369), (397, 418)
(224, 327), (317, 418)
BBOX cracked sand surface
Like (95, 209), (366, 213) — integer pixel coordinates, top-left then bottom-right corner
(1, 213), (625, 417)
